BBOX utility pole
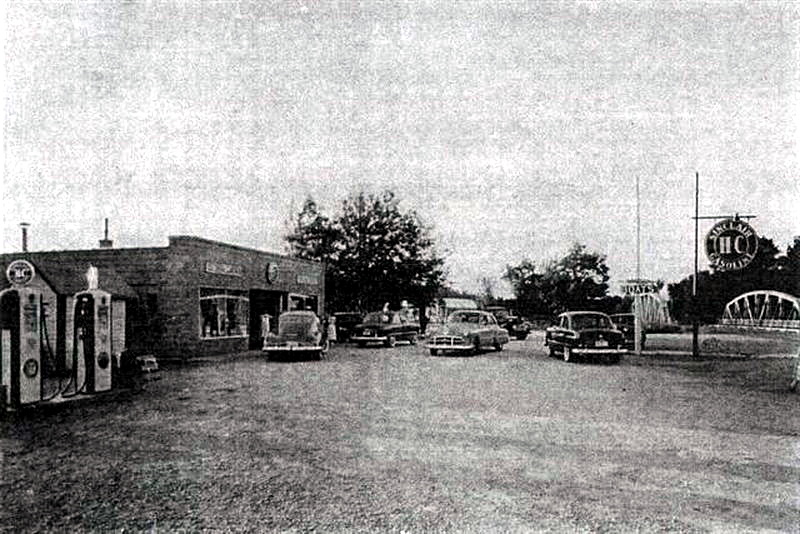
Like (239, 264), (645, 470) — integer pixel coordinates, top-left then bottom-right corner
(634, 175), (642, 355)
(693, 172), (699, 358)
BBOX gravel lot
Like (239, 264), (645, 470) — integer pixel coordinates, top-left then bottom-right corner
(2, 332), (799, 533)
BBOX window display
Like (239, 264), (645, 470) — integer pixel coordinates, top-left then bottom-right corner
(199, 288), (249, 338)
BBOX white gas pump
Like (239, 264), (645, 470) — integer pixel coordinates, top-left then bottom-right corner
(73, 288), (113, 393)
(1, 268), (43, 408)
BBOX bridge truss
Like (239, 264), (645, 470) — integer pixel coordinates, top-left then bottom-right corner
(721, 290), (800, 330)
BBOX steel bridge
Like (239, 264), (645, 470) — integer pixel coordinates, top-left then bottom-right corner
(720, 290), (800, 330)
(632, 292), (673, 329)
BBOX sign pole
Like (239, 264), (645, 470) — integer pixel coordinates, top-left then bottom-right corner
(635, 175), (642, 355)
(693, 172), (700, 358)
(690, 171), (757, 359)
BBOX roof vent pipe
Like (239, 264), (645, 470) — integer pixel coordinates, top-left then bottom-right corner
(20, 222), (29, 252)
(99, 218), (113, 248)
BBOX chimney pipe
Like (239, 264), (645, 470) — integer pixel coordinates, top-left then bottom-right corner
(20, 222), (29, 252)
(98, 218), (113, 248)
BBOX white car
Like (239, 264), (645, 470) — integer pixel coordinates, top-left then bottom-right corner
(426, 310), (510, 356)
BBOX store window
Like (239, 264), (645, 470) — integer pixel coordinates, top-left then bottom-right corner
(288, 294), (318, 313)
(199, 288), (249, 338)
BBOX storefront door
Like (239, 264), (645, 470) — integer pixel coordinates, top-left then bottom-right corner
(248, 290), (282, 349)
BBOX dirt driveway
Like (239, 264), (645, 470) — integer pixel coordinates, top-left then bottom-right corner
(2, 336), (798, 532)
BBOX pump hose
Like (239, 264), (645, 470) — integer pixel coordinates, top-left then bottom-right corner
(59, 315), (88, 398)
(38, 306), (80, 401)
(61, 327), (87, 397)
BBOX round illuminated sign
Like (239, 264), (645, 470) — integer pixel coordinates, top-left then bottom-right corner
(266, 263), (279, 284)
(6, 260), (35, 286)
(705, 218), (759, 271)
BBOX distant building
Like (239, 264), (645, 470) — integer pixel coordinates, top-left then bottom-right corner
(0, 236), (325, 360)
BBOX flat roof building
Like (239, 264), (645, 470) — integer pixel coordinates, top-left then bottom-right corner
(0, 236), (325, 360)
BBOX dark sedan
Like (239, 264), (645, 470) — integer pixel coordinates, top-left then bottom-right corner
(333, 312), (363, 342)
(544, 311), (626, 363)
(609, 313), (646, 350)
(351, 311), (420, 347)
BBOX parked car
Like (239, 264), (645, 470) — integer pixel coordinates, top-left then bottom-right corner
(333, 312), (363, 342)
(502, 315), (532, 340)
(485, 307), (532, 340)
(351, 310), (420, 347)
(263, 311), (328, 360)
(426, 310), (510, 356)
(544, 311), (626, 363)
(609, 313), (646, 350)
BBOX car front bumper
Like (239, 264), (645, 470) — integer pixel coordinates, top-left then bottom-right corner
(426, 342), (472, 352)
(351, 335), (388, 343)
(263, 345), (323, 353)
(571, 347), (627, 355)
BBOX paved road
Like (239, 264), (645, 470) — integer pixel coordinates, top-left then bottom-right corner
(1, 337), (798, 532)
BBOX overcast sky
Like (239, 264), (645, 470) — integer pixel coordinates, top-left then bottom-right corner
(2, 1), (798, 296)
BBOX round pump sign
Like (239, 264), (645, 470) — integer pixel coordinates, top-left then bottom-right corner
(705, 218), (758, 271)
(6, 259), (35, 286)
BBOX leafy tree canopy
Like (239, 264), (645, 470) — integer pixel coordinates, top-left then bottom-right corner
(504, 243), (610, 317)
(285, 191), (446, 313)
(668, 235), (799, 324)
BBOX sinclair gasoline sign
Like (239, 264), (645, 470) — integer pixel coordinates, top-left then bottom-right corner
(705, 218), (759, 271)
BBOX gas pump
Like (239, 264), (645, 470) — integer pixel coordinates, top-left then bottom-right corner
(0, 287), (42, 408)
(73, 288), (113, 393)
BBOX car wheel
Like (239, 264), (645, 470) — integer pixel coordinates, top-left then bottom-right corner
(563, 347), (572, 362)
(548, 345), (557, 358)
(385, 335), (396, 348)
(429, 349), (438, 356)
(357, 342), (366, 348)
(409, 334), (417, 345)
(493, 338), (503, 352)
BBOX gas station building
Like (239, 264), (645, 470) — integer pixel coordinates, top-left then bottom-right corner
(0, 235), (326, 360)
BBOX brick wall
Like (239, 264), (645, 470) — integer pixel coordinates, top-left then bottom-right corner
(1, 237), (325, 359)
(160, 237), (325, 357)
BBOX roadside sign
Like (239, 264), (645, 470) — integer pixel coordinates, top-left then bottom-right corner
(705, 218), (758, 271)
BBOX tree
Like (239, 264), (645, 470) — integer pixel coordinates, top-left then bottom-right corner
(783, 237), (800, 296)
(504, 244), (610, 316)
(667, 235), (798, 324)
(540, 243), (610, 314)
(285, 191), (446, 313)
(478, 277), (497, 307)
(285, 197), (340, 260)
(503, 259), (548, 317)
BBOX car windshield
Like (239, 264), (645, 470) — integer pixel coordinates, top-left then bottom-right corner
(364, 312), (391, 324)
(278, 314), (317, 336)
(572, 314), (612, 330)
(448, 311), (482, 324)
(612, 315), (634, 326)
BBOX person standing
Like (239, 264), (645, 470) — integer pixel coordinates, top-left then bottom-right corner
(327, 315), (337, 344)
